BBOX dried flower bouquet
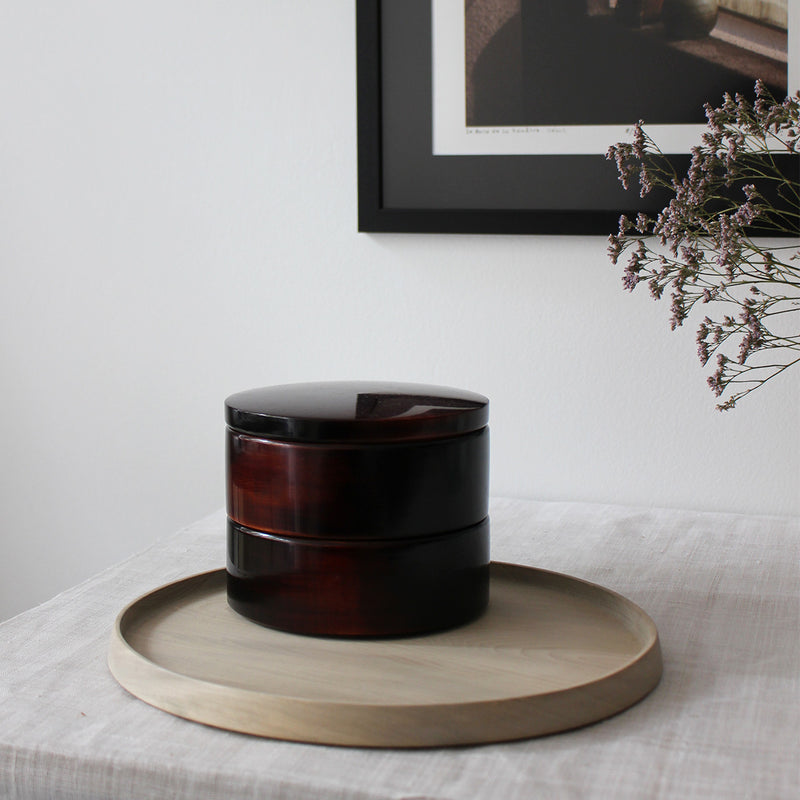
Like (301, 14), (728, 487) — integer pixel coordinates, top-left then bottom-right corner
(607, 81), (799, 410)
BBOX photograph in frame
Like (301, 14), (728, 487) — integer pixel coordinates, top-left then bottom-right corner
(356, 0), (798, 233)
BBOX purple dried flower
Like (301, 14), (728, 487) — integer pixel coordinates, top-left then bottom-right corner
(622, 244), (645, 291)
(622, 269), (640, 291)
(738, 330), (763, 363)
(631, 121), (647, 159)
(670, 287), (688, 329)
(607, 233), (623, 265)
(649, 278), (664, 300)
(606, 84), (799, 409)
(707, 354), (728, 397)
(634, 213), (650, 234)
(733, 200), (758, 226)
(696, 320), (711, 364)
(639, 164), (653, 197)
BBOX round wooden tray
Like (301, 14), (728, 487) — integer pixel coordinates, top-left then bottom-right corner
(108, 563), (662, 747)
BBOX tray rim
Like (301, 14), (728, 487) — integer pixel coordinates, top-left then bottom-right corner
(108, 562), (663, 747)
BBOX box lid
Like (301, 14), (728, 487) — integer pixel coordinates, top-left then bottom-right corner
(225, 381), (488, 442)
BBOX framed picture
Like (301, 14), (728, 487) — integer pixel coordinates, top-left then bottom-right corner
(356, 0), (796, 235)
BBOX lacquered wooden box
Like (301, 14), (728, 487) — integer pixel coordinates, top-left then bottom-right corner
(225, 381), (490, 637)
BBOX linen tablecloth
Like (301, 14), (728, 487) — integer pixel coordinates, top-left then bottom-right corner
(1, 497), (798, 799)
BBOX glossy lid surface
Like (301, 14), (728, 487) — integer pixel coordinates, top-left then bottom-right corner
(225, 381), (488, 442)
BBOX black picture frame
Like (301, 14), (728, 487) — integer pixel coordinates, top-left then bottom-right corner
(356, 0), (795, 236)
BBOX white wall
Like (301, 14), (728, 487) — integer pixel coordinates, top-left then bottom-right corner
(1, 1), (797, 622)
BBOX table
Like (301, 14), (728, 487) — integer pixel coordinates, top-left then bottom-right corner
(1, 497), (798, 799)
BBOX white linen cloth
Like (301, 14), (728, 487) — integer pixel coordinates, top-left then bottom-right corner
(0, 497), (798, 800)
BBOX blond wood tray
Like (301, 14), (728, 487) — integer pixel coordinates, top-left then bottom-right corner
(108, 563), (662, 747)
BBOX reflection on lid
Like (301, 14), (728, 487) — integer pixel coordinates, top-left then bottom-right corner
(354, 393), (482, 420)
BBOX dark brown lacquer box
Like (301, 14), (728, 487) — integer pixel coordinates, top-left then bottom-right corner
(225, 381), (490, 637)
